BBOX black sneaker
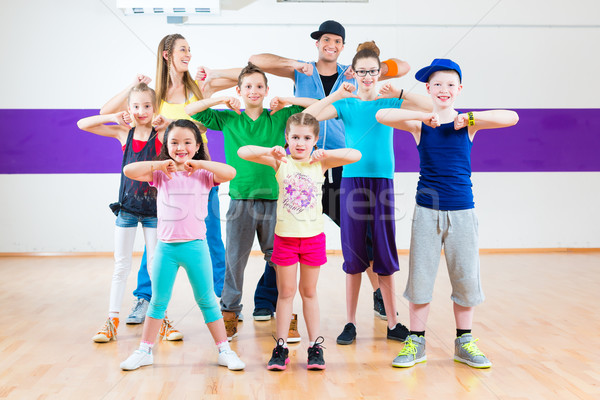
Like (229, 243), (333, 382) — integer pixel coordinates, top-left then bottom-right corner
(387, 322), (410, 342)
(253, 308), (274, 321)
(267, 338), (289, 371)
(336, 323), (356, 345)
(307, 336), (326, 370)
(373, 288), (387, 320)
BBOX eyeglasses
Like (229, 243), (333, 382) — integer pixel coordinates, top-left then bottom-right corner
(354, 68), (380, 77)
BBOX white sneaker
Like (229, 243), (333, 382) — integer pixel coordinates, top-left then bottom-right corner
(217, 350), (245, 371)
(120, 349), (153, 371)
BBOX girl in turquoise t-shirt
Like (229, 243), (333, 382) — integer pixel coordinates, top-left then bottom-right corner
(303, 41), (432, 346)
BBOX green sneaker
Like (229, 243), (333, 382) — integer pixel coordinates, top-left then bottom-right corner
(392, 334), (427, 368)
(454, 334), (492, 368)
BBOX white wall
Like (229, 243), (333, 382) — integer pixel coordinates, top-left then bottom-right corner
(1, 0), (599, 252)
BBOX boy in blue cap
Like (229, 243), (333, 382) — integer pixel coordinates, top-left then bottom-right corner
(376, 59), (519, 368)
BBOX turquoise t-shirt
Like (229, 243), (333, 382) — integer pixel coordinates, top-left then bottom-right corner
(332, 97), (403, 179)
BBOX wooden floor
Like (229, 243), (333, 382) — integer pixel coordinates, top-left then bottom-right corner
(0, 252), (599, 400)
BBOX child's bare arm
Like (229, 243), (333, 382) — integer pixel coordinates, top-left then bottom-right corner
(185, 160), (237, 183)
(400, 92), (434, 112)
(100, 74), (152, 114)
(237, 145), (286, 171)
(124, 160), (176, 182)
(269, 97), (318, 115)
(185, 96), (241, 116)
(376, 109), (433, 133)
(303, 82), (357, 121)
(311, 148), (362, 172)
(248, 53), (313, 80)
(151, 115), (170, 142)
(455, 110), (519, 134)
(76, 112), (131, 143)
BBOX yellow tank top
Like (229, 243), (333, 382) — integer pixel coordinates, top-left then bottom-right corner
(159, 95), (208, 143)
(274, 156), (325, 238)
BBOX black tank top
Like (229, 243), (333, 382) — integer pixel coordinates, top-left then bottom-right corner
(117, 128), (158, 217)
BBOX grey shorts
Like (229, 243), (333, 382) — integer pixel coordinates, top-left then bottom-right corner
(403, 205), (485, 307)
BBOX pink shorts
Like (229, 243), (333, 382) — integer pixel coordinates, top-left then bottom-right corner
(271, 233), (327, 267)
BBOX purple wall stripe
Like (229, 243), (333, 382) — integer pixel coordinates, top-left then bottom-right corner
(1, 108), (599, 174)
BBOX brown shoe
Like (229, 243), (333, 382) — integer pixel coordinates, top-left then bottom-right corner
(287, 313), (301, 343)
(222, 311), (238, 342)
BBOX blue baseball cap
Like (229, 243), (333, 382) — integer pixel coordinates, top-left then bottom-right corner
(415, 59), (462, 83)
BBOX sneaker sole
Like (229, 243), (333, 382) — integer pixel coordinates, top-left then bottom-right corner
(92, 335), (115, 343)
(336, 338), (355, 345)
(387, 334), (408, 342)
(253, 315), (272, 321)
(287, 336), (301, 343)
(267, 364), (287, 371)
(374, 310), (388, 320)
(453, 356), (492, 369)
(125, 318), (145, 324)
(227, 332), (238, 342)
(121, 360), (152, 371)
(392, 355), (427, 368)
(165, 334), (184, 341)
(307, 364), (326, 370)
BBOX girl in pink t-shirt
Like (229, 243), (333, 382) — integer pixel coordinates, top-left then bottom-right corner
(119, 119), (245, 371)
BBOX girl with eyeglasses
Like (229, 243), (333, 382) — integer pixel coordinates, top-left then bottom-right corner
(303, 41), (432, 346)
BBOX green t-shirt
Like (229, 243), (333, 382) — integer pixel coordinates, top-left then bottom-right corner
(192, 106), (304, 199)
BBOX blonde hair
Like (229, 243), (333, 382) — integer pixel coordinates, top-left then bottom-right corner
(155, 34), (203, 105)
(127, 82), (157, 111)
(352, 41), (381, 69)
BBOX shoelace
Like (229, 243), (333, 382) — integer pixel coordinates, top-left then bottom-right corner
(133, 299), (144, 312)
(308, 336), (326, 357)
(131, 299), (144, 313)
(99, 318), (117, 337)
(160, 318), (178, 337)
(397, 338), (418, 356)
(462, 337), (485, 357)
(289, 316), (298, 331)
(270, 337), (287, 362)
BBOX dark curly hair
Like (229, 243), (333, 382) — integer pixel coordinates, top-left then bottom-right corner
(157, 119), (208, 161)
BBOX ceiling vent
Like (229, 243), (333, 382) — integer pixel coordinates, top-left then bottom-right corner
(116, 0), (221, 19)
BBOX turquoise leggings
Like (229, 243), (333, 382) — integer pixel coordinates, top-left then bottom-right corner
(147, 240), (222, 324)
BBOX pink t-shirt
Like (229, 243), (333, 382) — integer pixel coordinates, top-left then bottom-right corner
(150, 169), (217, 241)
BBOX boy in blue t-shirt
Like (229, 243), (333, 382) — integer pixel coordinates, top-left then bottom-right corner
(376, 59), (519, 368)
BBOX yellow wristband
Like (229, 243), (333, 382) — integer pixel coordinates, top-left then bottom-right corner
(467, 112), (475, 126)
(382, 59), (399, 77)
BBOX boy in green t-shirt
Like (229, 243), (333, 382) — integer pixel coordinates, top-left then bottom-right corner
(186, 63), (316, 341)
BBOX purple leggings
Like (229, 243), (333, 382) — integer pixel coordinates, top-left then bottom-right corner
(340, 177), (400, 276)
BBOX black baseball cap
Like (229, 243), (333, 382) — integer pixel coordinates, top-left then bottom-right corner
(310, 20), (345, 42)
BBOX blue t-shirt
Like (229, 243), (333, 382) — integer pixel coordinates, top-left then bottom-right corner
(332, 97), (403, 179)
(416, 122), (474, 210)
